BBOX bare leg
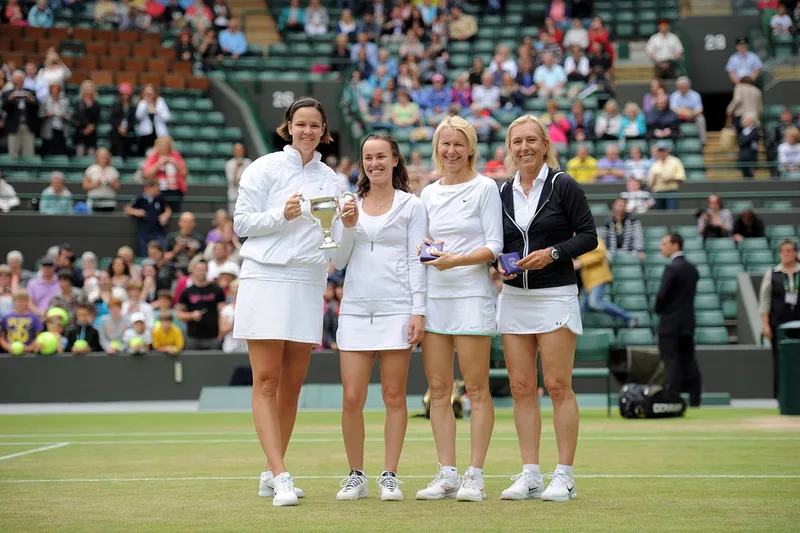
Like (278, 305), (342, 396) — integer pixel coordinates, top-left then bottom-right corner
(265, 340), (313, 472)
(378, 348), (412, 472)
(340, 350), (376, 471)
(422, 332), (456, 466)
(503, 334), (541, 465)
(538, 328), (579, 465)
(454, 335), (494, 469)
(248, 339), (288, 474)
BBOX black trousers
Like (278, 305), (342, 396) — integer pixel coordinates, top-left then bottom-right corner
(658, 334), (703, 407)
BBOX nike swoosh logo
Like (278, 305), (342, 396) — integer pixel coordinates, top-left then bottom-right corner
(567, 485), (575, 492)
(444, 487), (456, 493)
(462, 199), (468, 202)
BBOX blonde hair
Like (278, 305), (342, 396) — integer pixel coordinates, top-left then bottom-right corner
(786, 127), (800, 143)
(79, 80), (95, 99)
(154, 136), (175, 153)
(503, 115), (561, 175)
(117, 246), (135, 261)
(431, 115), (478, 174)
(95, 147), (112, 165)
(623, 102), (640, 115)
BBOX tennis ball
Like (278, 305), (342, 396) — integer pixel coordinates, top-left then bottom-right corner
(36, 332), (60, 355)
(129, 337), (145, 351)
(46, 307), (70, 327)
(109, 340), (124, 352)
(73, 339), (90, 352)
(10, 341), (25, 356)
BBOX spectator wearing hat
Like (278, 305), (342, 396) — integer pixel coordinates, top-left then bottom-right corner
(7, 251), (33, 291)
(2, 70), (39, 158)
(215, 261), (239, 298)
(109, 83), (138, 160)
(152, 309), (185, 354)
(177, 259), (225, 350)
(647, 141), (686, 210)
(726, 37), (763, 85)
(126, 180), (173, 257)
(65, 302), (102, 353)
(123, 312), (152, 354)
(39, 171), (73, 215)
(27, 257), (60, 315)
(645, 19), (684, 79)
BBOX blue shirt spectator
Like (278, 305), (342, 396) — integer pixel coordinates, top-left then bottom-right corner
(356, 14), (381, 41)
(278, 0), (305, 32)
(219, 20), (248, 56)
(669, 87), (703, 113)
(533, 54), (567, 97)
(726, 38), (763, 84)
(351, 33), (379, 68)
(377, 49), (399, 79)
(39, 172), (73, 215)
(28, 0), (54, 28)
(421, 75), (452, 112)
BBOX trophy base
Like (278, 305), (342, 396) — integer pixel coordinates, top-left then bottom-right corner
(319, 242), (340, 250)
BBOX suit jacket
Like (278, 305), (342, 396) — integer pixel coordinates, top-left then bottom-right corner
(2, 88), (39, 134)
(726, 83), (763, 119)
(654, 254), (699, 337)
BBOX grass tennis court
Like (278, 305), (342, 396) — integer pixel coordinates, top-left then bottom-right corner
(1, 408), (798, 532)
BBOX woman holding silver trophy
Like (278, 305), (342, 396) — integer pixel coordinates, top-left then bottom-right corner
(415, 116), (504, 502)
(233, 97), (358, 507)
(329, 133), (427, 502)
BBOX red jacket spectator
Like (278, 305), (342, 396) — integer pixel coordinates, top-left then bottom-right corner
(186, 2), (213, 24)
(589, 19), (615, 63)
(145, 0), (166, 19)
(143, 137), (188, 194)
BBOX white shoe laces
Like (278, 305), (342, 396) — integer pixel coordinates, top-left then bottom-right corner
(274, 475), (294, 493)
(426, 471), (450, 488)
(461, 471), (482, 490)
(545, 471), (573, 490)
(378, 474), (402, 492)
(340, 474), (364, 491)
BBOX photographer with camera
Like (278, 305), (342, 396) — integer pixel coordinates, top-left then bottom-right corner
(2, 70), (39, 158)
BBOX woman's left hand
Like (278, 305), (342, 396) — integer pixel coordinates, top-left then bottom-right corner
(428, 250), (461, 271)
(408, 315), (425, 345)
(341, 197), (358, 227)
(516, 249), (554, 271)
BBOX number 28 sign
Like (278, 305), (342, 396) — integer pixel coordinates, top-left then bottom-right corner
(704, 34), (726, 51)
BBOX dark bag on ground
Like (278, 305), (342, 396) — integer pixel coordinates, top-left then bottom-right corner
(618, 383), (686, 419)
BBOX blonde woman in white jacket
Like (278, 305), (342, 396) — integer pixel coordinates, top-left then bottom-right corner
(233, 98), (358, 507)
(135, 84), (171, 155)
(330, 133), (427, 503)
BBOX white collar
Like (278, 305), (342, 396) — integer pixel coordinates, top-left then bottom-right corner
(670, 251), (684, 261)
(283, 145), (322, 167)
(513, 163), (549, 193)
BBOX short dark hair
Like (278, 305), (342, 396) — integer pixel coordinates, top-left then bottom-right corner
(276, 97), (333, 144)
(665, 232), (684, 250)
(157, 289), (172, 300)
(77, 302), (96, 315)
(58, 269), (74, 281)
(147, 240), (163, 251)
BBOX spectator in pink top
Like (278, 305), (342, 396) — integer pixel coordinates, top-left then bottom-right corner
(26, 257), (61, 315)
(143, 136), (188, 212)
(540, 99), (570, 148)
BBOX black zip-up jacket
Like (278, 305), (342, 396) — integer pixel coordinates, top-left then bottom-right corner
(499, 168), (598, 290)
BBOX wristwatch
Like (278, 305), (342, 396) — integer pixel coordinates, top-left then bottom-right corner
(549, 246), (560, 261)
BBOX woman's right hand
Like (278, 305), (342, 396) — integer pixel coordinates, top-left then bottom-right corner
(416, 237), (434, 257)
(495, 254), (517, 280)
(284, 192), (304, 221)
(763, 323), (772, 341)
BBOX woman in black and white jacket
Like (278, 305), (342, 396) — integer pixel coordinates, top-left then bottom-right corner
(495, 115), (597, 503)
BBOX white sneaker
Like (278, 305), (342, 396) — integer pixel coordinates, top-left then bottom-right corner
(500, 471), (545, 500)
(377, 472), (404, 501)
(456, 467), (487, 501)
(259, 471), (305, 498)
(541, 471), (577, 502)
(415, 470), (461, 500)
(272, 472), (299, 507)
(336, 471), (368, 501)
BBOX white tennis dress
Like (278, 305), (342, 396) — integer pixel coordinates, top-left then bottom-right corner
(332, 190), (428, 351)
(233, 145), (352, 345)
(420, 174), (504, 335)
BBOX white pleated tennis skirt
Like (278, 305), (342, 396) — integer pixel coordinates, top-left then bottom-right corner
(234, 278), (325, 344)
(497, 287), (583, 335)
(425, 296), (496, 336)
(337, 313), (412, 351)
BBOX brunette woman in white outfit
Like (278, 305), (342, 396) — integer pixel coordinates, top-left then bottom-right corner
(233, 97), (358, 507)
(415, 116), (504, 502)
(495, 116), (597, 502)
(330, 133), (427, 502)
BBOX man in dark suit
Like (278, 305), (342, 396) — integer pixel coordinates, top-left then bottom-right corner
(654, 232), (702, 407)
(1, 70), (39, 158)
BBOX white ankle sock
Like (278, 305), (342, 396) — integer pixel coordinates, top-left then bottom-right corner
(441, 466), (458, 478)
(265, 470), (273, 477)
(469, 466), (483, 476)
(523, 464), (541, 477)
(556, 464), (574, 479)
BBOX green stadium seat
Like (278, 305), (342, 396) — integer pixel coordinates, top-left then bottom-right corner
(697, 264), (712, 278)
(611, 253), (642, 266)
(646, 265), (666, 281)
(695, 294), (721, 310)
(629, 311), (653, 328)
(728, 200), (754, 212)
(709, 250), (741, 265)
(696, 310), (725, 328)
(684, 251), (708, 264)
(696, 279), (716, 294)
(766, 225), (796, 239)
(717, 279), (738, 297)
(612, 265), (643, 279)
(583, 312), (614, 328)
(682, 239), (703, 251)
(676, 138), (702, 154)
(713, 264), (744, 279)
(643, 226), (669, 240)
(672, 225), (698, 237)
(738, 237), (770, 251)
(614, 279), (647, 295)
(617, 328), (656, 346)
(449, 41), (471, 54)
(682, 154), (706, 170)
(614, 295), (650, 311)
(746, 262), (774, 274)
(764, 200), (793, 210)
(696, 327), (730, 345)
(722, 300), (737, 319)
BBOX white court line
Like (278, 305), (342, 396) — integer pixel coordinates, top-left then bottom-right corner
(0, 435), (798, 446)
(1, 473), (799, 484)
(0, 442), (70, 462)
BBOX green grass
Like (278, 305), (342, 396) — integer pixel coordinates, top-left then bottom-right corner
(1, 409), (799, 532)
